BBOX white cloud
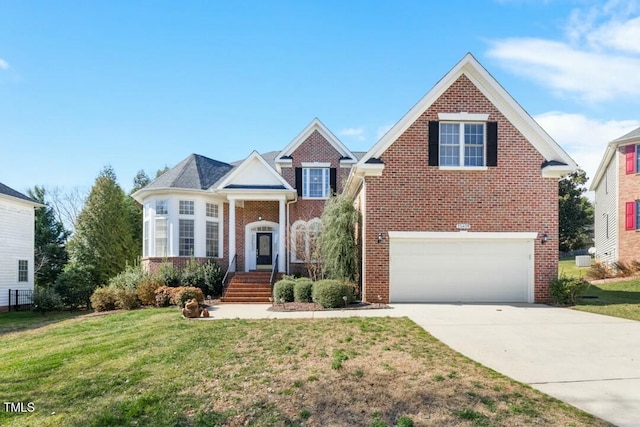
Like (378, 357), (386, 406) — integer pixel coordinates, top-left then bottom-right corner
(487, 1), (640, 103)
(339, 127), (365, 141)
(534, 111), (640, 185)
(0, 59), (9, 70)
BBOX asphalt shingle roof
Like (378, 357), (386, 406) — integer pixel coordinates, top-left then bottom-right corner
(612, 126), (640, 143)
(0, 182), (38, 203)
(145, 154), (235, 190)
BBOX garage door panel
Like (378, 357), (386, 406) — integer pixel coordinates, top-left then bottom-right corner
(389, 236), (533, 303)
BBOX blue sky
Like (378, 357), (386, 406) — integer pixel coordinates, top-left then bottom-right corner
(1, 0), (639, 195)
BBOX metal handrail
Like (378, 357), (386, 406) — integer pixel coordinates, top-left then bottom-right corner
(270, 254), (279, 293)
(222, 254), (237, 290)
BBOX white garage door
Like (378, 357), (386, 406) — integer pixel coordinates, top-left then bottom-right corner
(389, 232), (535, 303)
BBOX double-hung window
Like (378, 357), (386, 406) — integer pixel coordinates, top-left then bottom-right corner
(429, 117), (497, 168)
(18, 260), (28, 282)
(205, 202), (220, 258)
(439, 122), (485, 167)
(179, 200), (195, 256)
(303, 168), (330, 199)
(155, 200), (169, 257)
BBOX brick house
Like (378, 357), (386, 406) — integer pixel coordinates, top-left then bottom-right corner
(132, 119), (363, 296)
(134, 53), (575, 303)
(344, 53), (575, 303)
(590, 127), (640, 265)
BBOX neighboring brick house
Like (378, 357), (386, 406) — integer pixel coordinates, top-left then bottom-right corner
(134, 53), (576, 303)
(0, 182), (41, 311)
(590, 127), (640, 265)
(344, 53), (576, 303)
(132, 118), (362, 278)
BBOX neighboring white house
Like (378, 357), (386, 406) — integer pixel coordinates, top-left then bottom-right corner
(0, 182), (41, 311)
(590, 127), (640, 265)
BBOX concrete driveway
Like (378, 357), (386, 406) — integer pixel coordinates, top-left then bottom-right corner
(396, 304), (640, 427)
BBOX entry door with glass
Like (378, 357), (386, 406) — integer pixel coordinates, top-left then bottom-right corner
(256, 232), (273, 267)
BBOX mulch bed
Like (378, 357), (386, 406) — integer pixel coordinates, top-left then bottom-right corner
(267, 301), (391, 312)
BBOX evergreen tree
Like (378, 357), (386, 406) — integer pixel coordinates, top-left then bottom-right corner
(559, 169), (594, 252)
(68, 166), (138, 285)
(28, 186), (70, 287)
(128, 169), (151, 251)
(321, 194), (361, 283)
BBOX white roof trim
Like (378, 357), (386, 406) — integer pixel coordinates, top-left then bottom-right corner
(0, 193), (43, 208)
(358, 53), (576, 171)
(216, 151), (294, 191)
(388, 231), (538, 240)
(276, 118), (357, 161)
(438, 112), (489, 121)
(590, 134), (640, 191)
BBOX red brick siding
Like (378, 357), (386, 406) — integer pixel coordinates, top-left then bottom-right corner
(284, 129), (354, 270)
(617, 147), (640, 262)
(363, 74), (558, 303)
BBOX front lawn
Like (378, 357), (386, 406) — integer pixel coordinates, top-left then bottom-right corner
(575, 278), (640, 321)
(0, 309), (609, 426)
(0, 310), (86, 335)
(558, 258), (592, 279)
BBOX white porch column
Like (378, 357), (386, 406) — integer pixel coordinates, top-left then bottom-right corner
(278, 198), (286, 272)
(228, 197), (236, 272)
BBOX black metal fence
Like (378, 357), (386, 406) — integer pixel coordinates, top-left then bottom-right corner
(8, 289), (34, 311)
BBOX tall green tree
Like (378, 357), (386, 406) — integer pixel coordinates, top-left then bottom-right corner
(28, 186), (70, 287)
(321, 194), (361, 283)
(68, 166), (138, 285)
(559, 169), (594, 252)
(128, 169), (151, 250)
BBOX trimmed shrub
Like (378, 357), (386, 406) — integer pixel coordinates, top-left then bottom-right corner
(137, 274), (164, 306)
(202, 262), (224, 297)
(294, 278), (313, 302)
(550, 274), (590, 305)
(586, 260), (614, 280)
(181, 259), (206, 291)
(273, 279), (295, 303)
(90, 287), (117, 312)
(172, 286), (205, 308)
(55, 262), (96, 310)
(114, 288), (140, 310)
(157, 263), (181, 287)
(155, 286), (175, 307)
(108, 265), (144, 290)
(312, 279), (355, 308)
(32, 287), (64, 313)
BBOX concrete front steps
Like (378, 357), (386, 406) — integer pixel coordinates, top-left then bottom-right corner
(221, 271), (282, 303)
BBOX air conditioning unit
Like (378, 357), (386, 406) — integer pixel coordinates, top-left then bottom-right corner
(575, 255), (591, 267)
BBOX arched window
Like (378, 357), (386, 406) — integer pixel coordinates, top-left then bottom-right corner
(291, 218), (322, 262)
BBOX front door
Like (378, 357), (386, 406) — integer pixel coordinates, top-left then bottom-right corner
(256, 232), (273, 267)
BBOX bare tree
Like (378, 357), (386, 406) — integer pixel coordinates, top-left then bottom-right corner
(47, 186), (88, 235)
(290, 217), (324, 281)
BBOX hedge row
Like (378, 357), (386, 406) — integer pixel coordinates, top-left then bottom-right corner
(273, 277), (356, 308)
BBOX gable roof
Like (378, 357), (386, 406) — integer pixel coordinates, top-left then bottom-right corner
(590, 126), (640, 191)
(140, 154), (234, 192)
(216, 151), (294, 191)
(0, 182), (41, 206)
(357, 53), (576, 176)
(276, 118), (357, 162)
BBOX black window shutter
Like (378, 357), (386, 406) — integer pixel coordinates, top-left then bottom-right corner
(295, 168), (303, 197)
(329, 168), (337, 194)
(428, 121), (439, 166)
(487, 122), (498, 167)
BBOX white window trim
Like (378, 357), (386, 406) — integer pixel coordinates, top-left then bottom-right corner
(301, 162), (331, 167)
(302, 168), (330, 199)
(438, 121), (487, 168)
(438, 112), (489, 121)
(205, 201), (223, 258)
(18, 260), (28, 282)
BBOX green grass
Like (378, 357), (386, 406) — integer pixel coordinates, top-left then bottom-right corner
(0, 310), (86, 335)
(575, 278), (640, 321)
(559, 258), (592, 279)
(0, 308), (610, 426)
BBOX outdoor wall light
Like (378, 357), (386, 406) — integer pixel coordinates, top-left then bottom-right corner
(258, 216), (263, 221)
(377, 232), (383, 243)
(541, 233), (549, 244)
